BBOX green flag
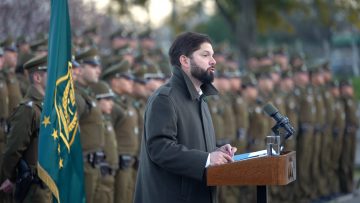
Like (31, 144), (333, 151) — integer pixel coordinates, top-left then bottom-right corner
(38, 0), (85, 202)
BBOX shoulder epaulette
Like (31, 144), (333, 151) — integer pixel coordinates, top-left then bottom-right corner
(20, 100), (33, 107)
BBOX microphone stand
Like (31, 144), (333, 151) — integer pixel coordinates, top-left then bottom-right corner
(257, 120), (294, 203)
(271, 116), (294, 154)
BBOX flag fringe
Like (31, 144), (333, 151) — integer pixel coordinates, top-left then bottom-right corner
(37, 162), (61, 203)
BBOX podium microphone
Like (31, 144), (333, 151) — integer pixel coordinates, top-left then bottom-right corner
(263, 103), (295, 140)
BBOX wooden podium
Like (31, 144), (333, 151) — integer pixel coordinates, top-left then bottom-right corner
(207, 151), (296, 203)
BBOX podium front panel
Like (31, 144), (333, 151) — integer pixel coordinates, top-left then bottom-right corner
(207, 151), (296, 186)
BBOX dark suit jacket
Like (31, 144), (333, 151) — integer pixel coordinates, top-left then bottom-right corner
(134, 67), (218, 203)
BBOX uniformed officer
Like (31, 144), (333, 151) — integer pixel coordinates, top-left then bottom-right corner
(339, 79), (359, 194)
(224, 65), (249, 203)
(212, 64), (238, 203)
(90, 81), (118, 203)
(206, 92), (225, 146)
(328, 80), (346, 195)
(280, 70), (298, 136)
(144, 63), (165, 94)
(0, 55), (52, 203)
(101, 61), (139, 203)
(131, 64), (150, 190)
(240, 74), (268, 203)
(242, 74), (269, 152)
(273, 46), (289, 71)
(228, 69), (248, 154)
(1, 37), (23, 113)
(293, 64), (316, 200)
(82, 25), (101, 47)
(316, 61), (336, 197)
(309, 65), (326, 198)
(74, 48), (105, 203)
(270, 66), (286, 116)
(213, 64), (236, 147)
(256, 66), (275, 104)
(132, 65), (149, 147)
(273, 70), (298, 202)
(138, 29), (156, 53)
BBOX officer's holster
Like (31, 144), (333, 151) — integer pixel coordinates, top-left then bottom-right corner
(15, 159), (33, 203)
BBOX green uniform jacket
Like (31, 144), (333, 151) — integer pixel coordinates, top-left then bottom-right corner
(75, 83), (104, 153)
(112, 95), (139, 156)
(103, 115), (118, 169)
(207, 95), (224, 142)
(134, 67), (218, 203)
(2, 85), (42, 180)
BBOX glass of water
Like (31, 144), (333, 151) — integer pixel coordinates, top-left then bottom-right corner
(266, 135), (280, 156)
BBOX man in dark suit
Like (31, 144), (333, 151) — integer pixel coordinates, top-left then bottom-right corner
(134, 32), (237, 203)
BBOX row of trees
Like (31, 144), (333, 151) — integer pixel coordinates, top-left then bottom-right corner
(2, 0), (360, 65)
(109, 0), (360, 63)
(0, 0), (118, 40)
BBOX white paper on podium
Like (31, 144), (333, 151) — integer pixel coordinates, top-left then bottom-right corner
(233, 150), (267, 161)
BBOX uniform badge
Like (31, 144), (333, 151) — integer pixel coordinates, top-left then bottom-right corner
(25, 101), (33, 107)
(91, 101), (97, 107)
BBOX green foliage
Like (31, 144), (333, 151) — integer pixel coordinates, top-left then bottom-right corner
(132, 0), (148, 5)
(215, 0), (305, 34)
(256, 0), (303, 34)
(195, 15), (234, 44)
(109, 0), (128, 15)
(334, 0), (360, 30)
(314, 0), (332, 27)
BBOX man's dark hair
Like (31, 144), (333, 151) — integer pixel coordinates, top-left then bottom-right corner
(168, 32), (212, 68)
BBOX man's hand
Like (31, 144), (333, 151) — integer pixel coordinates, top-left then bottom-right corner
(217, 144), (237, 158)
(0, 179), (14, 193)
(209, 151), (233, 166)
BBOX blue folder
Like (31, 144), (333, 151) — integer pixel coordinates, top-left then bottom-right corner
(233, 150), (268, 161)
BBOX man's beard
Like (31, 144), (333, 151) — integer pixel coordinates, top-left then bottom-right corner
(190, 59), (214, 84)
